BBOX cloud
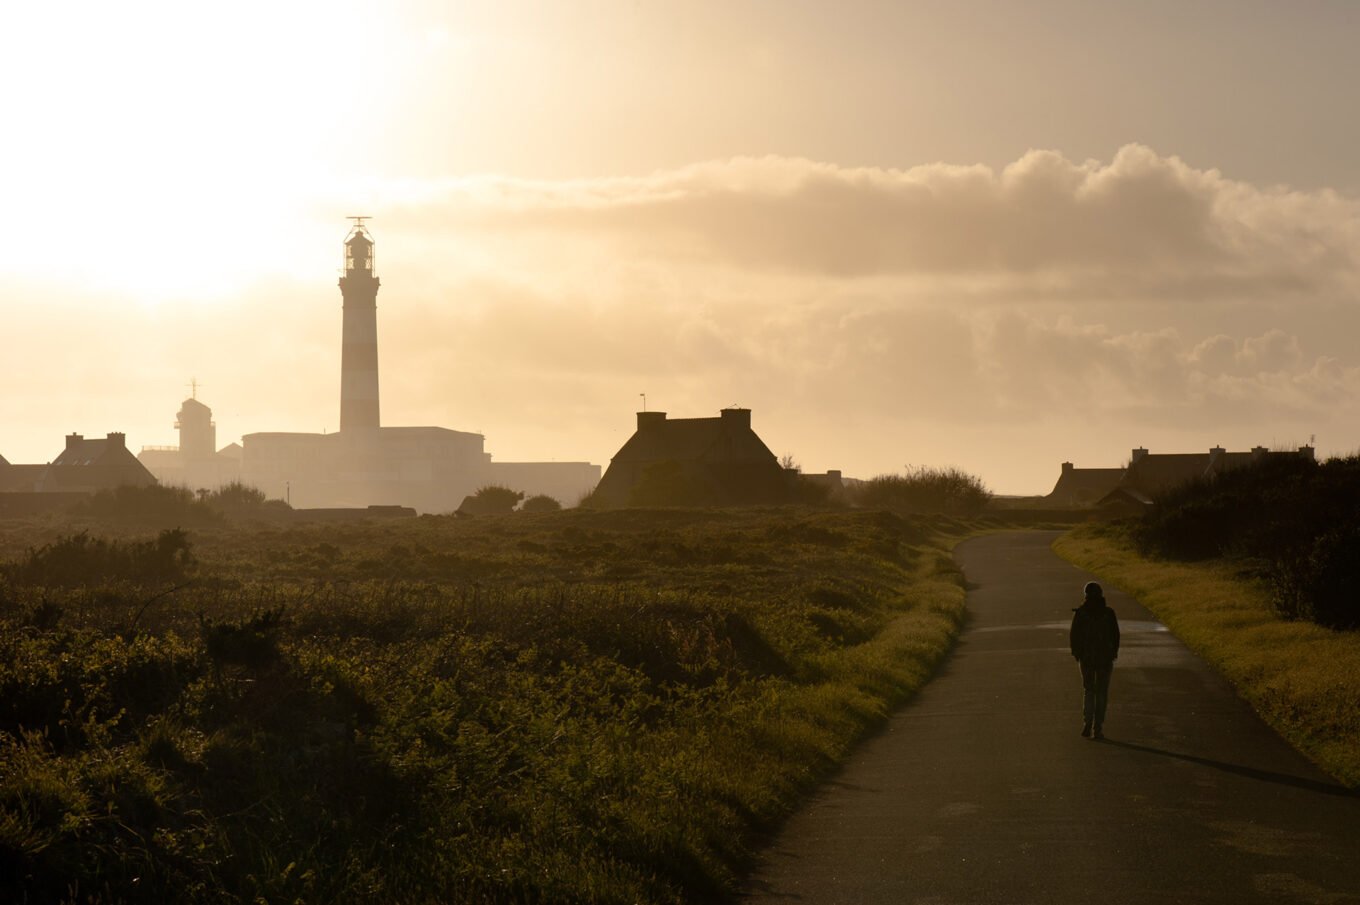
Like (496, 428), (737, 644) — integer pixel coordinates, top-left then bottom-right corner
(8, 145), (1360, 490)
(377, 145), (1360, 299)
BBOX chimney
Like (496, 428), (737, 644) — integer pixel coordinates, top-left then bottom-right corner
(1131, 447), (1148, 464)
(1300, 445), (1316, 461)
(66, 432), (83, 450)
(720, 407), (751, 430)
(106, 432), (126, 449)
(637, 411), (667, 431)
(1062, 461), (1074, 473)
(827, 469), (842, 480)
(1209, 445), (1225, 463)
(1251, 446), (1268, 459)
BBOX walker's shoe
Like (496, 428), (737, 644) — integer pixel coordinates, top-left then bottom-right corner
(1081, 722), (1092, 738)
(1093, 726), (1104, 740)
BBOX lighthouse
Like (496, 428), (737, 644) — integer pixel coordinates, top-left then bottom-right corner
(339, 218), (380, 433)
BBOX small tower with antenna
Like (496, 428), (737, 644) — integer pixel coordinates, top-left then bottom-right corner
(175, 378), (216, 462)
(339, 217), (381, 433)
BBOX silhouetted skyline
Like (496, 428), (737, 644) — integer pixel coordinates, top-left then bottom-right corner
(4, 1), (1359, 494)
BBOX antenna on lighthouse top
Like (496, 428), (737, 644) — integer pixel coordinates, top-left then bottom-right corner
(345, 216), (372, 242)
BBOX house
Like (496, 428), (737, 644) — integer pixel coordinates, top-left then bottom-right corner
(37, 432), (159, 493)
(798, 469), (853, 505)
(1098, 445), (1315, 509)
(1045, 445), (1318, 511)
(1, 433), (158, 515)
(1046, 462), (1126, 506)
(590, 408), (791, 508)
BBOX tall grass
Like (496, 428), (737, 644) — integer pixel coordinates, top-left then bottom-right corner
(0, 508), (966, 903)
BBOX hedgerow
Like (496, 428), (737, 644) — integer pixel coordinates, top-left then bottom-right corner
(1129, 454), (1360, 629)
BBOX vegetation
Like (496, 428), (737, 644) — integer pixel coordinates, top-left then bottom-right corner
(519, 494), (562, 513)
(850, 466), (991, 517)
(1056, 524), (1360, 788)
(4, 529), (195, 588)
(1130, 454), (1360, 629)
(459, 484), (526, 515)
(0, 507), (967, 903)
(78, 482), (288, 526)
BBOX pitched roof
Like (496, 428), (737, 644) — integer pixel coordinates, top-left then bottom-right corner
(1121, 453), (1213, 496)
(593, 409), (784, 507)
(1098, 447), (1316, 506)
(40, 433), (157, 491)
(1047, 466), (1125, 503)
(610, 417), (776, 466)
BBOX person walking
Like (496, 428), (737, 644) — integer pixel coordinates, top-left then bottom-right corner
(1070, 581), (1120, 739)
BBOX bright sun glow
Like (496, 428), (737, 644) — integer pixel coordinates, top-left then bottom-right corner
(0, 1), (415, 301)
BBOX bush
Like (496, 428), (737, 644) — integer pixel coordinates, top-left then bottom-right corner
(1130, 454), (1321, 560)
(4, 530), (196, 587)
(851, 466), (990, 516)
(520, 494), (562, 513)
(81, 484), (218, 525)
(202, 481), (272, 513)
(458, 485), (524, 515)
(1132, 453), (1360, 630)
(1268, 520), (1360, 629)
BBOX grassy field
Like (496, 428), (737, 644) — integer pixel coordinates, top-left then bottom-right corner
(0, 507), (968, 904)
(1055, 523), (1360, 788)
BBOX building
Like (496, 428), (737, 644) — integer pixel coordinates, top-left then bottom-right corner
(40, 432), (158, 493)
(1099, 445), (1315, 508)
(1046, 462), (1126, 506)
(590, 408), (791, 508)
(1046, 445), (1317, 509)
(0, 432), (158, 495)
(138, 393), (244, 490)
(0, 453), (47, 494)
(239, 221), (600, 513)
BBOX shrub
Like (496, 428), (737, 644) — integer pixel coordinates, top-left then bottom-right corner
(458, 485), (524, 515)
(202, 481), (271, 512)
(851, 466), (990, 516)
(520, 494), (562, 513)
(1268, 520), (1360, 629)
(1130, 454), (1321, 560)
(81, 484), (219, 525)
(200, 607), (287, 673)
(4, 530), (196, 587)
(1132, 453), (1360, 630)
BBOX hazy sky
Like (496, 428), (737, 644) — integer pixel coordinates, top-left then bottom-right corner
(4, 0), (1360, 493)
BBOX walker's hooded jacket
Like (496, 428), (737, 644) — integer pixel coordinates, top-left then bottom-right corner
(1070, 594), (1120, 666)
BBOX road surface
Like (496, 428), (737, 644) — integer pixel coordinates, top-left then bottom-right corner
(742, 530), (1359, 904)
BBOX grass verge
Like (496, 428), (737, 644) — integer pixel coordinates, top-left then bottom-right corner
(1054, 523), (1360, 788)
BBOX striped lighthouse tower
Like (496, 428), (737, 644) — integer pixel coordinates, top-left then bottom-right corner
(339, 218), (380, 433)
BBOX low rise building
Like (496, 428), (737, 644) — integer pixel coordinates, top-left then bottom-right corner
(591, 408), (792, 508)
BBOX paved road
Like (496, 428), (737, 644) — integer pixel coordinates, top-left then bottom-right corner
(742, 530), (1360, 904)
